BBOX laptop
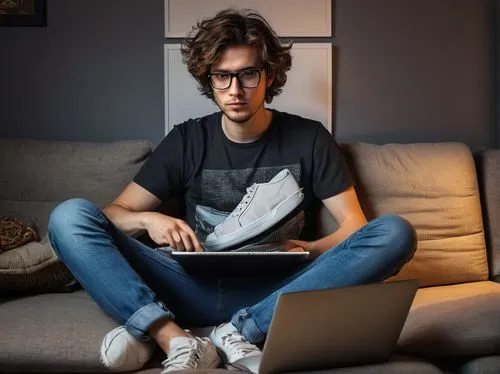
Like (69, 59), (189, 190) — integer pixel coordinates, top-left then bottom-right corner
(233, 280), (419, 374)
(159, 243), (310, 275)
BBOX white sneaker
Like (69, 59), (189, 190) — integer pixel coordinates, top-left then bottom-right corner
(162, 335), (221, 373)
(204, 169), (304, 251)
(100, 326), (156, 372)
(209, 322), (262, 370)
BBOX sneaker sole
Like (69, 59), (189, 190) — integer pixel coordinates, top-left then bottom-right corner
(205, 189), (304, 251)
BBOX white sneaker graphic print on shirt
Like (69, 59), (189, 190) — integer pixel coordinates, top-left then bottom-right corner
(204, 169), (304, 251)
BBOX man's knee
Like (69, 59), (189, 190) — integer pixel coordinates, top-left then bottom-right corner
(376, 214), (417, 261)
(48, 198), (105, 261)
(49, 198), (98, 231)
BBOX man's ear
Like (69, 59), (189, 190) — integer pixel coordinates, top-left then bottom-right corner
(266, 70), (274, 88)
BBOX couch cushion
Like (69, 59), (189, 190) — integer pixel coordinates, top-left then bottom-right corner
(137, 356), (445, 374)
(475, 149), (500, 282)
(397, 281), (500, 357)
(0, 290), (119, 372)
(338, 142), (489, 287)
(0, 138), (153, 207)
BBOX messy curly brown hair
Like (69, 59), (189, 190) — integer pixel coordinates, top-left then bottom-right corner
(181, 8), (292, 104)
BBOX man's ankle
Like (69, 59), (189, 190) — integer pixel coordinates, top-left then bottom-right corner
(149, 318), (190, 352)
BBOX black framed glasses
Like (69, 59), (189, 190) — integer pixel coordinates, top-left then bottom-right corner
(208, 68), (264, 90)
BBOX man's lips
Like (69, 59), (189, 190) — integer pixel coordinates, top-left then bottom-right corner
(227, 102), (246, 106)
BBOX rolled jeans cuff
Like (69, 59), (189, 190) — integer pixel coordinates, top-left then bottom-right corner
(125, 301), (174, 341)
(231, 308), (265, 344)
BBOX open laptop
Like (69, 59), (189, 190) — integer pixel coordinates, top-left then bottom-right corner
(159, 242), (310, 274)
(233, 280), (419, 374)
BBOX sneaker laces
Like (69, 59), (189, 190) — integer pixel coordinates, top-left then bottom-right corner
(230, 185), (257, 217)
(162, 339), (201, 370)
(221, 331), (261, 361)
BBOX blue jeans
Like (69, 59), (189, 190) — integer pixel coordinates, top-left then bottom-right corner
(48, 198), (416, 344)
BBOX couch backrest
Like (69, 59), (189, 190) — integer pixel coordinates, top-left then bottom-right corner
(475, 149), (500, 282)
(0, 139), (153, 233)
(319, 142), (489, 287)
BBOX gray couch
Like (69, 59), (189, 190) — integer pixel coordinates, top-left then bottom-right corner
(0, 138), (499, 374)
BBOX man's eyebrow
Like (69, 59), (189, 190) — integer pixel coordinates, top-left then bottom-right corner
(210, 66), (259, 73)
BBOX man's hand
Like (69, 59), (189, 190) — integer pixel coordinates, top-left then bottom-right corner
(284, 239), (320, 258)
(144, 212), (203, 252)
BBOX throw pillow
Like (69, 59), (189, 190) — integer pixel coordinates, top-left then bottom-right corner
(0, 217), (76, 295)
(0, 217), (38, 253)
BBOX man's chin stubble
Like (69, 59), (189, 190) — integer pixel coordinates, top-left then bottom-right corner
(222, 108), (255, 124)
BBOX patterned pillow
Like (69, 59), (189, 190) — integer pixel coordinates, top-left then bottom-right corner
(0, 217), (76, 294)
(0, 217), (38, 253)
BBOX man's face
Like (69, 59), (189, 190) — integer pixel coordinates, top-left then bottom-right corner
(210, 45), (271, 124)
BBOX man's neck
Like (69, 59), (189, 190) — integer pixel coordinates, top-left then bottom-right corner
(222, 109), (272, 143)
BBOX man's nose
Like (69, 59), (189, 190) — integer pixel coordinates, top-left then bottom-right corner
(228, 76), (243, 95)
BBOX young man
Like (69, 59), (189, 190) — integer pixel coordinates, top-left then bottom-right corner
(48, 8), (416, 373)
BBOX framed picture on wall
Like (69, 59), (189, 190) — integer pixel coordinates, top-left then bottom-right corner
(165, 0), (333, 38)
(0, 0), (46, 27)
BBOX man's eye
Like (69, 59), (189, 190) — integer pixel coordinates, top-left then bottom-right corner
(240, 71), (258, 79)
(213, 74), (229, 81)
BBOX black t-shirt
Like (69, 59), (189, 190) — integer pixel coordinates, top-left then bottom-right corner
(134, 110), (353, 241)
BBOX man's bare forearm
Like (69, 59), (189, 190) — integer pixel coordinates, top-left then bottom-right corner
(102, 204), (153, 236)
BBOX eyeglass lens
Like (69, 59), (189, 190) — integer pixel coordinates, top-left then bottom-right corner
(210, 70), (261, 89)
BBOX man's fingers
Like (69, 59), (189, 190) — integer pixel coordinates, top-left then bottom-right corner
(283, 239), (300, 251)
(177, 221), (203, 252)
(162, 232), (174, 248)
(194, 240), (204, 252)
(171, 231), (185, 251)
(187, 231), (203, 252)
(179, 231), (194, 252)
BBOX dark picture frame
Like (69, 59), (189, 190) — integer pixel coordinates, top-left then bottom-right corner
(0, 0), (46, 27)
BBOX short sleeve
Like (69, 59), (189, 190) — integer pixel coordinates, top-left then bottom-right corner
(312, 125), (354, 200)
(133, 127), (184, 201)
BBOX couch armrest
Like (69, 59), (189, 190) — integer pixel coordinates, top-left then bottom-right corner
(475, 149), (500, 282)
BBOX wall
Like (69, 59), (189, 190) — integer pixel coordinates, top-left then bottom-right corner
(0, 0), (497, 149)
(0, 0), (165, 142)
(334, 0), (494, 149)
